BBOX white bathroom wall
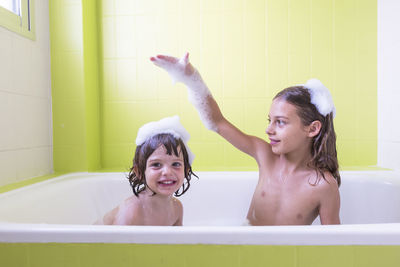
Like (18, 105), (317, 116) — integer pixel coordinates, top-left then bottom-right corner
(378, 0), (400, 170)
(0, 1), (53, 186)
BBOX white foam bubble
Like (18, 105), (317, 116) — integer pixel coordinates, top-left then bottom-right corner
(303, 78), (336, 118)
(135, 115), (195, 164)
(185, 70), (217, 131)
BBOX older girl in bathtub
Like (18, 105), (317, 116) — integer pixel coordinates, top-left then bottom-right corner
(96, 116), (197, 226)
(151, 53), (341, 225)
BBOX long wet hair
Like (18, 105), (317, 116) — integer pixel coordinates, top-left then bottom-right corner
(127, 133), (197, 196)
(274, 86), (341, 187)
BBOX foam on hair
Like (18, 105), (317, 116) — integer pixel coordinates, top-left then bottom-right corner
(302, 78), (336, 118)
(135, 115), (195, 164)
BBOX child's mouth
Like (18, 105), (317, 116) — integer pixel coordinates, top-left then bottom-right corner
(158, 180), (177, 186)
(269, 139), (280, 145)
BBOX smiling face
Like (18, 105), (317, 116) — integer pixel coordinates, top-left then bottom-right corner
(144, 145), (185, 197)
(266, 98), (312, 156)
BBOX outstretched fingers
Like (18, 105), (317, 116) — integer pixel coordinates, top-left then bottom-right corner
(150, 54), (178, 63)
(179, 52), (189, 65)
(150, 55), (180, 69)
(150, 52), (195, 80)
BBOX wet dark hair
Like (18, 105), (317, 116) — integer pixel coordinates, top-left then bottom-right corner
(127, 133), (197, 197)
(274, 86), (341, 187)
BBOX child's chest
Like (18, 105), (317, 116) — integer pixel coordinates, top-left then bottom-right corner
(141, 204), (179, 226)
(250, 174), (321, 224)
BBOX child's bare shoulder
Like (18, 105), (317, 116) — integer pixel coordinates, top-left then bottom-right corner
(113, 196), (143, 225)
(314, 171), (339, 196)
(172, 197), (183, 212)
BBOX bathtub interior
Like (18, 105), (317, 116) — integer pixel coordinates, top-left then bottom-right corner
(0, 171), (400, 225)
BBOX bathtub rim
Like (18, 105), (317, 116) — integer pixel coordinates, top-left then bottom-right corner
(1, 222), (400, 245)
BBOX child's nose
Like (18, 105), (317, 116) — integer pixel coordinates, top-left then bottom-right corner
(266, 124), (274, 135)
(161, 165), (172, 175)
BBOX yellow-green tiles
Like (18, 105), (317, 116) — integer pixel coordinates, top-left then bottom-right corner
(267, 0), (289, 92)
(222, 13), (245, 99)
(224, 143), (257, 171)
(2, 244), (400, 267)
(46, 0), (379, 172)
(188, 141), (225, 171)
(310, 1), (334, 84)
(29, 244), (82, 267)
(52, 99), (87, 171)
(50, 0), (88, 172)
(0, 243), (29, 267)
(201, 0), (222, 12)
(115, 16), (136, 58)
(244, 98), (271, 138)
(79, 244), (135, 267)
(354, 246), (400, 267)
(334, 0), (377, 166)
(337, 140), (356, 166)
(240, 246), (296, 267)
(181, 2), (201, 58)
(200, 13), (223, 72)
(287, 0), (312, 84)
(355, 139), (377, 166)
(101, 16), (116, 58)
(297, 246), (355, 267)
(297, 246), (400, 267)
(102, 59), (137, 102)
(101, 101), (137, 168)
(199, 55), (223, 101)
(155, 14), (181, 55)
(51, 52), (84, 101)
(134, 15), (157, 56)
(243, 3), (267, 100)
(49, 1), (83, 52)
(179, 100), (204, 141)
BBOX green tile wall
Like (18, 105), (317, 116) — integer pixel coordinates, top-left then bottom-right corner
(50, 0), (378, 173)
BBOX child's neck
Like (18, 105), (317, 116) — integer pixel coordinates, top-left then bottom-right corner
(141, 189), (174, 204)
(279, 146), (312, 174)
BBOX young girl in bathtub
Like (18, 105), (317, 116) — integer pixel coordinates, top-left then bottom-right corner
(96, 116), (197, 226)
(150, 53), (341, 225)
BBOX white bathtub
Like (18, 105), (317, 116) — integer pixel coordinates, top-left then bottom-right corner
(1, 171), (400, 245)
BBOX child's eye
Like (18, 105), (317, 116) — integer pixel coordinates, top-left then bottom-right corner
(276, 120), (286, 126)
(151, 162), (161, 168)
(172, 162), (182, 167)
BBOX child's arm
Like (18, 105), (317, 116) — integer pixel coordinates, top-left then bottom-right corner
(95, 206), (119, 225)
(98, 199), (142, 225)
(173, 198), (183, 226)
(151, 53), (272, 162)
(318, 178), (341, 225)
(112, 201), (142, 225)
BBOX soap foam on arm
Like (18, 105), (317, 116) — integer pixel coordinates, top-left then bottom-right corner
(150, 53), (218, 131)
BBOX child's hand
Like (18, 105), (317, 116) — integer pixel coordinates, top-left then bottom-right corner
(150, 53), (196, 85)
(151, 52), (217, 131)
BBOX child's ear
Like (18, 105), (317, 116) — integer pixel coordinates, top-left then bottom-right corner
(308, 120), (322, 137)
(133, 166), (140, 178)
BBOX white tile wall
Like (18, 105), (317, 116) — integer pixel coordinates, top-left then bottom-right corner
(378, 0), (400, 170)
(0, 1), (53, 186)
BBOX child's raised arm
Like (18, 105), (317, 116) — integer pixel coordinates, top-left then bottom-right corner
(150, 53), (271, 163)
